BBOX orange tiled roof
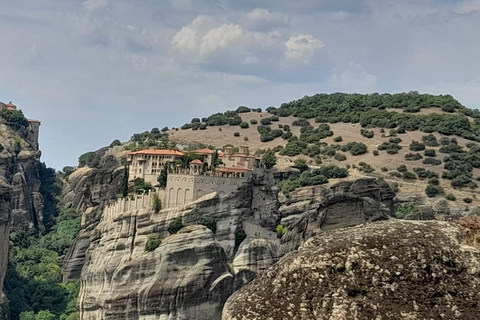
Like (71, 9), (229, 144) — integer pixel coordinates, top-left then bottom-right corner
(130, 149), (184, 156)
(193, 148), (215, 154)
(190, 159), (203, 165)
(6, 102), (16, 109)
(28, 119), (41, 123)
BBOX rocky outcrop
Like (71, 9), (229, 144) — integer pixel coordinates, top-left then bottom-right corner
(223, 220), (480, 320)
(232, 238), (279, 290)
(279, 180), (393, 256)
(62, 155), (125, 282)
(79, 224), (234, 320)
(0, 177), (12, 301)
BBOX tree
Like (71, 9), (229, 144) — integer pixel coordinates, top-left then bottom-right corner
(261, 149), (277, 169)
(157, 162), (169, 188)
(109, 139), (121, 148)
(151, 192), (162, 213)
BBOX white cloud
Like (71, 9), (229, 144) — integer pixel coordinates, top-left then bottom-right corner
(84, 0), (108, 12)
(285, 34), (324, 63)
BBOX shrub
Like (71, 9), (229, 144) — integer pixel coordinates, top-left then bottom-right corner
(334, 153), (347, 161)
(396, 203), (419, 219)
(464, 198), (473, 203)
(199, 123), (207, 130)
(360, 129), (374, 138)
(234, 132), (240, 137)
(445, 194), (456, 201)
(0, 109), (29, 129)
(236, 106), (251, 113)
(145, 234), (162, 252)
(344, 142), (368, 155)
(293, 158), (309, 172)
(425, 184), (443, 198)
(250, 119), (258, 125)
(381, 167), (388, 172)
(260, 118), (272, 125)
(333, 136), (343, 142)
(397, 165), (407, 172)
(423, 157), (442, 165)
(239, 122), (249, 129)
(405, 153), (423, 161)
(168, 218), (184, 234)
(373, 150), (379, 156)
(422, 134), (439, 146)
(428, 177), (440, 185)
(235, 230), (247, 247)
(292, 118), (310, 127)
(409, 141), (426, 151)
(358, 162), (375, 173)
(151, 192), (161, 213)
(389, 137), (402, 143)
(276, 225), (287, 238)
(424, 149), (436, 157)
(402, 171), (417, 179)
(197, 218), (217, 233)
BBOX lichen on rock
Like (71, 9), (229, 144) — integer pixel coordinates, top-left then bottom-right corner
(223, 220), (480, 320)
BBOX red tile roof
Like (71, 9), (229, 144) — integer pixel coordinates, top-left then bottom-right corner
(190, 159), (203, 165)
(193, 148), (215, 154)
(130, 149), (184, 156)
(28, 119), (41, 123)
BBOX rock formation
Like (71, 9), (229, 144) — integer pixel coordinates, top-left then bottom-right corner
(80, 225), (233, 320)
(0, 177), (12, 306)
(223, 220), (480, 320)
(279, 178), (393, 256)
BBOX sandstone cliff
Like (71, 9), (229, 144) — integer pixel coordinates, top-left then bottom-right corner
(0, 120), (43, 314)
(62, 155), (126, 281)
(223, 220), (480, 320)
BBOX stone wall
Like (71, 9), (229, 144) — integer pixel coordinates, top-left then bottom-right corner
(166, 174), (248, 208)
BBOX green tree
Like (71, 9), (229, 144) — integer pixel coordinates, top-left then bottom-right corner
(109, 139), (121, 148)
(35, 310), (56, 320)
(157, 162), (169, 188)
(261, 149), (277, 169)
(167, 218), (184, 234)
(151, 192), (161, 213)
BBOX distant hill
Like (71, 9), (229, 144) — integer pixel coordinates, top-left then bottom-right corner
(98, 92), (480, 209)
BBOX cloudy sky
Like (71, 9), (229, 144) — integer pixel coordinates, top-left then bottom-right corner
(1, 0), (479, 170)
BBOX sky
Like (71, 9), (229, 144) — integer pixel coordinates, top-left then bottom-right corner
(1, 0), (480, 170)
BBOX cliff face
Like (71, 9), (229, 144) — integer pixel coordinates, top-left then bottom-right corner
(0, 121), (43, 312)
(62, 155), (125, 282)
(0, 177), (12, 305)
(72, 161), (402, 320)
(223, 220), (480, 320)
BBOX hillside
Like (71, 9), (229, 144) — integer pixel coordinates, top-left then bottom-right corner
(111, 92), (480, 210)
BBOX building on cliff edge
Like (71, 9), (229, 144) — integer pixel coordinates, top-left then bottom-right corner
(0, 100), (41, 150)
(126, 145), (259, 208)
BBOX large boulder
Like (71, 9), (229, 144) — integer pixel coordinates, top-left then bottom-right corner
(79, 225), (234, 320)
(223, 220), (480, 320)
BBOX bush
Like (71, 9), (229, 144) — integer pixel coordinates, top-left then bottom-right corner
(333, 136), (343, 142)
(151, 192), (162, 213)
(397, 165), (407, 172)
(388, 137), (402, 144)
(373, 150), (379, 156)
(250, 119), (258, 125)
(235, 230), (247, 247)
(334, 153), (347, 161)
(344, 142), (368, 155)
(402, 171), (417, 179)
(381, 167), (389, 172)
(145, 234), (162, 252)
(409, 141), (426, 151)
(405, 153), (423, 161)
(424, 149), (436, 157)
(428, 177), (440, 185)
(425, 184), (443, 198)
(239, 122), (249, 129)
(197, 218), (217, 233)
(167, 218), (184, 234)
(293, 158), (309, 172)
(360, 129), (374, 138)
(422, 134), (439, 146)
(358, 162), (375, 173)
(276, 225), (287, 238)
(423, 157), (442, 165)
(260, 118), (272, 125)
(236, 106), (251, 113)
(234, 132), (240, 137)
(78, 152), (101, 168)
(445, 194), (456, 201)
(199, 123), (207, 130)
(463, 198), (473, 203)
(396, 203), (419, 219)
